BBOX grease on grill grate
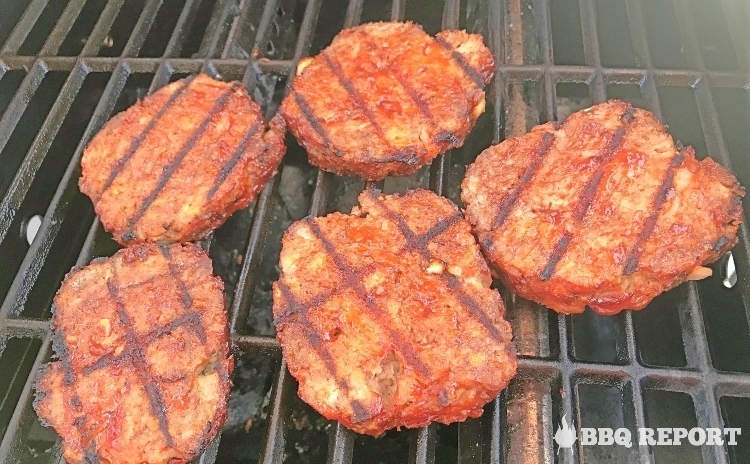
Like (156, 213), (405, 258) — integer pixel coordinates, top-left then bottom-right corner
(0, 0), (747, 463)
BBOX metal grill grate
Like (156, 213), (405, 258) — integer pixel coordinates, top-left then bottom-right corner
(0, 0), (748, 463)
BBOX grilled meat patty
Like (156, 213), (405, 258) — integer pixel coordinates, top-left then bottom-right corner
(279, 22), (494, 180)
(34, 243), (232, 464)
(80, 73), (286, 245)
(462, 100), (744, 315)
(273, 189), (517, 435)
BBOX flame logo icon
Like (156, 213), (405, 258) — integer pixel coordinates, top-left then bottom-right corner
(553, 414), (577, 453)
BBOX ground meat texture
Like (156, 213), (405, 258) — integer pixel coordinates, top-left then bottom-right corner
(279, 22), (494, 180)
(273, 189), (517, 436)
(79, 73), (286, 245)
(34, 243), (233, 464)
(462, 100), (744, 315)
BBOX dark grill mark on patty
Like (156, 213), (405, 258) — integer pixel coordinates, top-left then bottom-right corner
(206, 118), (263, 201)
(121, 83), (239, 242)
(367, 191), (505, 342)
(106, 274), (175, 447)
(540, 116), (630, 281)
(434, 130), (461, 146)
(276, 280), (368, 418)
(623, 151), (686, 275)
(433, 36), (485, 89)
(292, 91), (340, 156)
(276, 280), (340, 380)
(307, 220), (432, 378)
(95, 77), (194, 203)
(493, 132), (555, 229)
(360, 33), (434, 122)
(539, 233), (572, 281)
(372, 149), (420, 165)
(82, 310), (207, 375)
(322, 52), (386, 140)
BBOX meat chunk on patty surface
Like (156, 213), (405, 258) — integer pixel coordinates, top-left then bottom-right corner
(280, 22), (494, 180)
(462, 100), (744, 315)
(34, 243), (232, 464)
(80, 73), (286, 245)
(273, 189), (517, 435)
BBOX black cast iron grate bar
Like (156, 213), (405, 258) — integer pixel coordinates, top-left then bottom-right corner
(0, 330), (54, 461)
(621, 0), (663, 120)
(3, 319), (50, 337)
(162, 0), (207, 58)
(536, 0), (557, 123)
(121, 0), (167, 57)
(78, 0), (125, 56)
(197, 0), (238, 59)
(580, 1), (650, 462)
(671, 3), (750, 462)
(0, 61), (129, 318)
(0, 62), (132, 462)
(219, 0), (252, 60)
(0, 60), (47, 187)
(3, 55), (750, 86)
(675, 0), (750, 445)
(0, 61), (87, 244)
(577, 0), (606, 102)
(0, 0), (50, 55)
(37, 0), (88, 56)
(530, 1), (577, 463)
(623, 310), (655, 463)
(257, 0), (359, 459)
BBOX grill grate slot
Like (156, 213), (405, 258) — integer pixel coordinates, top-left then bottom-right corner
(632, 286), (691, 368)
(656, 85), (710, 159)
(178, 0), (220, 58)
(55, 0), (109, 56)
(549, 0), (585, 66)
(138, 0), (190, 57)
(0, 69), (68, 203)
(0, 0), (747, 463)
(0, 71), (27, 118)
(576, 382), (636, 463)
(15, 0), (72, 56)
(712, 87), (750, 225)
(95, 0), (147, 57)
(640, 0), (691, 70)
(643, 389), (704, 462)
(592, 0), (639, 68)
(0, 338), (43, 441)
(720, 396), (750, 463)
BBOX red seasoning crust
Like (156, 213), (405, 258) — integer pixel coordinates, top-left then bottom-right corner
(34, 243), (232, 464)
(462, 100), (744, 315)
(280, 22), (494, 180)
(273, 189), (516, 435)
(80, 73), (286, 245)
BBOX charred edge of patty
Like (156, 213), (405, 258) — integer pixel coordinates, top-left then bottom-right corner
(32, 363), (55, 428)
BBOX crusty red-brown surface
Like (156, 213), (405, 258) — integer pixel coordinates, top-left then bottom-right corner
(462, 100), (744, 315)
(273, 189), (516, 435)
(80, 73), (286, 245)
(34, 243), (232, 464)
(280, 22), (494, 180)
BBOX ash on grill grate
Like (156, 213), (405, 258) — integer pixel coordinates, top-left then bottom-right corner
(0, 0), (748, 463)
